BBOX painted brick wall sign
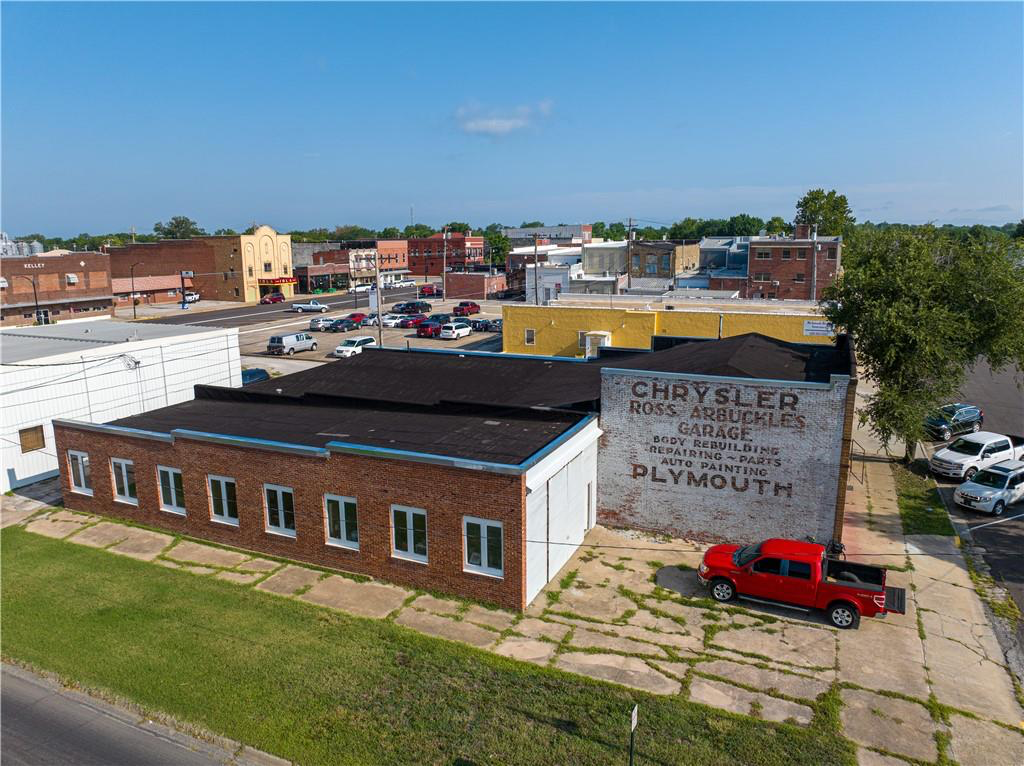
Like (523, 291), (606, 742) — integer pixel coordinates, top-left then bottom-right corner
(597, 369), (851, 543)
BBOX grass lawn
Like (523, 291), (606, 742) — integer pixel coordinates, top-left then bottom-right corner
(1, 527), (856, 766)
(892, 460), (955, 536)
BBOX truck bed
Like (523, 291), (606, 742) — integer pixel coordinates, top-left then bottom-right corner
(822, 559), (884, 592)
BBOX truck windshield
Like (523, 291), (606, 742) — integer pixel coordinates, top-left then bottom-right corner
(733, 543), (762, 567)
(947, 438), (983, 456)
(971, 470), (1007, 489)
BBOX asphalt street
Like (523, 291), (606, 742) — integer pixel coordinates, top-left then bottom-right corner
(935, 360), (1024, 644)
(1, 665), (232, 766)
(155, 285), (419, 329)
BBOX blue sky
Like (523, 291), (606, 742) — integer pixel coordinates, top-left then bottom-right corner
(3, 2), (1021, 236)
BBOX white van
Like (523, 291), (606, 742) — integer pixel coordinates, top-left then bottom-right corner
(267, 333), (318, 355)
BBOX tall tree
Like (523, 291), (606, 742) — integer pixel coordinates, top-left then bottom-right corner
(444, 221), (472, 234)
(667, 218), (700, 240)
(591, 221), (607, 239)
(726, 214), (766, 236)
(822, 227), (1024, 461)
(606, 222), (628, 240)
(484, 223), (505, 235)
(333, 225), (376, 241)
(795, 189), (855, 236)
(213, 228), (238, 236)
(765, 216), (789, 235)
(484, 230), (511, 266)
(520, 220), (544, 228)
(379, 226), (401, 239)
(153, 216), (206, 239)
(403, 223), (436, 239)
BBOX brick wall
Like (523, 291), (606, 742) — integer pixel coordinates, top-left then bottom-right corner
(596, 369), (851, 543)
(746, 243), (840, 300)
(444, 273), (507, 300)
(53, 427), (528, 610)
(1, 252), (114, 325)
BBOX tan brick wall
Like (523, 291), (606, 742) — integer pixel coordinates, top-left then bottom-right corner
(54, 426), (528, 610)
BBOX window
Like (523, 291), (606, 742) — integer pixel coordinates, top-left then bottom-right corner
(263, 262), (272, 273)
(578, 330), (587, 349)
(753, 272), (772, 282)
(264, 484), (296, 537)
(785, 560), (812, 580)
(524, 328), (536, 346)
(18, 425), (45, 453)
(248, 266), (254, 277)
(463, 516), (503, 577)
(208, 475), (238, 525)
(111, 458), (137, 505)
(645, 263), (657, 274)
(826, 247), (837, 261)
(392, 505), (427, 563)
(158, 466), (185, 514)
(324, 495), (359, 550)
(660, 254), (671, 271)
(752, 557), (782, 574)
(794, 273), (805, 283)
(283, 264), (289, 274)
(797, 249), (808, 260)
(755, 249), (772, 260)
(68, 450), (92, 495)
(781, 249), (791, 260)
(234, 288), (240, 297)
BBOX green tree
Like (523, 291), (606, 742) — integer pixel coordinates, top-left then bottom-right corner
(333, 225), (376, 241)
(822, 227), (1024, 461)
(484, 223), (505, 235)
(794, 189), (855, 236)
(765, 216), (789, 235)
(726, 214), (765, 236)
(403, 223), (436, 239)
(445, 222), (472, 234)
(667, 218), (700, 240)
(606, 222), (627, 240)
(484, 230), (511, 266)
(379, 227), (401, 239)
(520, 220), (544, 228)
(591, 221), (607, 239)
(213, 228), (238, 236)
(153, 216), (206, 239)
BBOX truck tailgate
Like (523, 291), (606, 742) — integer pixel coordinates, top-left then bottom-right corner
(884, 586), (907, 614)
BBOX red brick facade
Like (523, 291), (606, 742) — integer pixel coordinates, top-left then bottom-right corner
(54, 426), (528, 610)
(709, 232), (841, 301)
(440, 272), (507, 300)
(1, 252), (114, 326)
(408, 232), (485, 277)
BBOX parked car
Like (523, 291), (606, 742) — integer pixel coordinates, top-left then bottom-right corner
(333, 336), (377, 358)
(924, 403), (984, 442)
(440, 322), (472, 340)
(392, 278), (416, 288)
(485, 319), (503, 333)
(267, 333), (317, 355)
(953, 460), (1024, 516)
(346, 312), (368, 324)
(416, 321), (443, 338)
(241, 368), (270, 385)
(427, 313), (452, 325)
(308, 316), (333, 331)
(398, 314), (428, 328)
(351, 283), (375, 293)
(419, 284), (443, 298)
(328, 318), (359, 333)
(291, 299), (329, 313)
(453, 301), (481, 317)
(260, 292), (285, 304)
(698, 538), (906, 629)
(360, 313), (380, 327)
(381, 314), (407, 328)
(392, 300), (431, 314)
(929, 432), (1024, 481)
(469, 318), (490, 331)
(184, 291), (201, 303)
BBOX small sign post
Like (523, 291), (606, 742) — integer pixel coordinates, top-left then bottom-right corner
(180, 270), (194, 309)
(629, 704), (638, 766)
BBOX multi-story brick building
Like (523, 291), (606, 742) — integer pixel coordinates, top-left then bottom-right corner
(407, 232), (485, 278)
(106, 225), (295, 303)
(1, 251), (114, 326)
(629, 240), (700, 278)
(293, 240), (410, 292)
(707, 225), (842, 300)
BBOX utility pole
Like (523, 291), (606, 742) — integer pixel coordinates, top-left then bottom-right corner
(15, 275), (42, 325)
(130, 262), (142, 320)
(373, 250), (383, 348)
(810, 225), (818, 302)
(442, 226), (450, 300)
(532, 232), (541, 305)
(130, 225), (136, 244)
(179, 270), (191, 310)
(626, 217), (634, 290)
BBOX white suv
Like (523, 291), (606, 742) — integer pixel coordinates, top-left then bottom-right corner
(954, 460), (1024, 516)
(440, 322), (472, 340)
(333, 336), (377, 358)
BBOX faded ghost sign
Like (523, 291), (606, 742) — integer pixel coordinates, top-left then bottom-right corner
(597, 370), (850, 543)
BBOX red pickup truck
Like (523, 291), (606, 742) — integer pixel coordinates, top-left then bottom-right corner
(697, 538), (906, 629)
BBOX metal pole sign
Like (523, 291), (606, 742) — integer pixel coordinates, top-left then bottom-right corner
(629, 704), (638, 766)
(180, 271), (194, 309)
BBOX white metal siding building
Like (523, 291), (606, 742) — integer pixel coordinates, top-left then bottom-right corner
(1, 321), (241, 492)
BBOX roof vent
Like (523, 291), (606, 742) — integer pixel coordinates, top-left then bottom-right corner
(484, 420), (501, 426)
(665, 305), (675, 310)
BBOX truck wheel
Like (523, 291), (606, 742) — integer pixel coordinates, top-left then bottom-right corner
(992, 501), (1005, 517)
(828, 602), (860, 629)
(296, 307), (304, 313)
(941, 427), (951, 441)
(710, 578), (735, 603)
(310, 343), (318, 351)
(965, 467), (977, 481)
(287, 348), (295, 356)
(320, 307), (327, 313)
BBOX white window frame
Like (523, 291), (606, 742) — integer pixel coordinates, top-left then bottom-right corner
(67, 450), (93, 496)
(208, 475), (239, 526)
(157, 465), (186, 515)
(391, 504), (427, 563)
(264, 483), (296, 538)
(755, 249), (772, 260)
(324, 494), (359, 551)
(524, 328), (536, 346)
(577, 330), (587, 349)
(462, 516), (504, 578)
(110, 458), (138, 506)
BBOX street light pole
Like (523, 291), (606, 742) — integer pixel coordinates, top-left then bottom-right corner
(14, 274), (42, 325)
(130, 262), (142, 320)
(442, 226), (450, 300)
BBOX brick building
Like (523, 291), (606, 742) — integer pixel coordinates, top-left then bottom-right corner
(293, 240), (410, 292)
(629, 240), (699, 278)
(107, 225), (295, 303)
(408, 232), (485, 278)
(1, 251), (113, 326)
(502, 224), (592, 248)
(112, 274), (194, 305)
(53, 334), (855, 607)
(444, 271), (507, 300)
(707, 225), (842, 300)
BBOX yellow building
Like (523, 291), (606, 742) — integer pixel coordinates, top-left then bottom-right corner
(502, 298), (835, 357)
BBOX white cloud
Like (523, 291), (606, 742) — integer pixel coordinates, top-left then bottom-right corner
(455, 101), (554, 137)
